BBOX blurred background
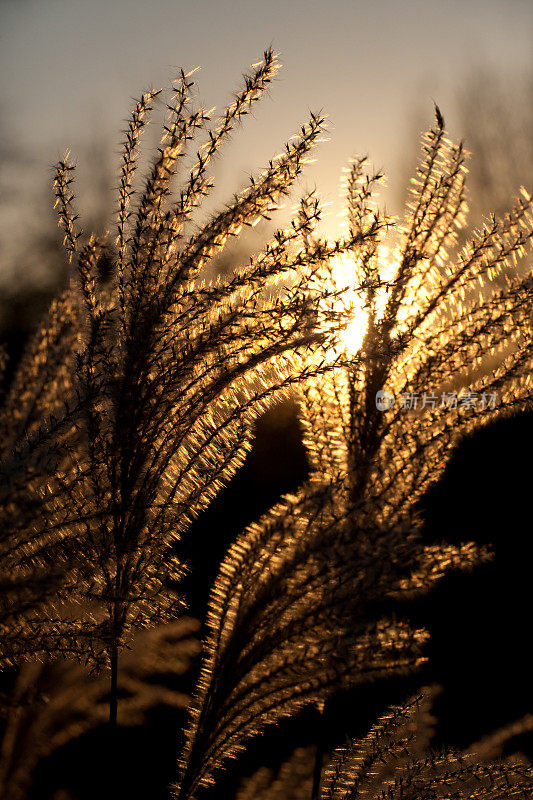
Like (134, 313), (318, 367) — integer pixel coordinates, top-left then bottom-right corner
(1, 1), (532, 798)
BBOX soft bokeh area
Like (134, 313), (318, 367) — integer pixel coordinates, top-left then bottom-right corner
(2, 0), (532, 233)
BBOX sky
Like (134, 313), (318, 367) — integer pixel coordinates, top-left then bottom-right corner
(1, 0), (532, 237)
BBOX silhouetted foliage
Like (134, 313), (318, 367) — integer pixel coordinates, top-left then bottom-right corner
(174, 109), (533, 799)
(321, 691), (533, 800)
(0, 619), (200, 800)
(1, 51), (532, 800)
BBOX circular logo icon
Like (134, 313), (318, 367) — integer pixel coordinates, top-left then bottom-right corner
(375, 389), (395, 411)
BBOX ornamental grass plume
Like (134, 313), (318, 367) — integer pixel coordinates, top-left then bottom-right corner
(300, 109), (533, 519)
(0, 49), (357, 721)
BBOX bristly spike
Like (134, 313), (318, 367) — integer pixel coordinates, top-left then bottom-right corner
(321, 690), (533, 799)
(53, 156), (81, 263)
(0, 51), (350, 710)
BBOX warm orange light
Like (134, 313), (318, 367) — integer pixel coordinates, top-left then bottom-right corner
(330, 253), (367, 354)
(340, 309), (367, 353)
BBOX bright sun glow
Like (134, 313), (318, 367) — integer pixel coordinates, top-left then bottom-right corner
(330, 244), (397, 355)
(341, 314), (368, 354)
(330, 252), (368, 355)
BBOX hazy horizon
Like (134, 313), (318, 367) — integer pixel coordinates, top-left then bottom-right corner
(1, 0), (532, 242)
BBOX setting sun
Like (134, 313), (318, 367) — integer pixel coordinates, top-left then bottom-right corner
(329, 252), (368, 354)
(341, 314), (368, 353)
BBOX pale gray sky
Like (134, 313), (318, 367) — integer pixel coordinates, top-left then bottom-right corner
(1, 0), (532, 235)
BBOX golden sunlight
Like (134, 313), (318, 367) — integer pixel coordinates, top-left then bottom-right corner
(329, 243), (399, 354)
(341, 314), (368, 354)
(329, 252), (368, 354)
